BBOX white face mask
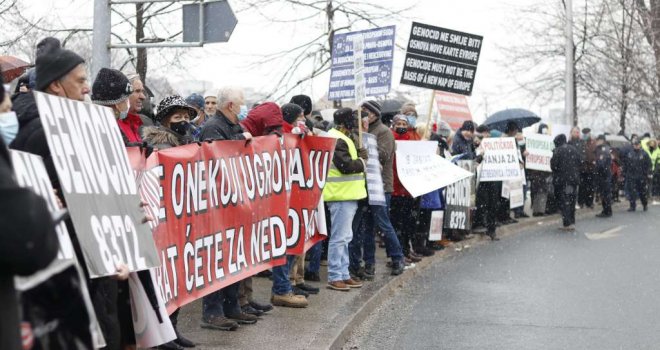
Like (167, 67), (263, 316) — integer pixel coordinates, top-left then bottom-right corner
(0, 111), (19, 145)
(118, 100), (131, 120)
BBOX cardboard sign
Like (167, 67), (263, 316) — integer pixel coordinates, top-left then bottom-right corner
(525, 134), (555, 172)
(395, 141), (473, 198)
(479, 137), (522, 182)
(128, 135), (335, 313)
(435, 91), (473, 130)
(400, 22), (483, 95)
(509, 180), (524, 209)
(34, 92), (160, 278)
(429, 211), (444, 241)
(328, 26), (396, 100)
(10, 150), (76, 260)
(362, 133), (386, 206)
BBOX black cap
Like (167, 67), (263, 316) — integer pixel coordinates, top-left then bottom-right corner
(460, 120), (475, 132)
(35, 46), (85, 91)
(91, 68), (132, 105)
(290, 95), (312, 116)
(281, 103), (303, 125)
(333, 108), (354, 127)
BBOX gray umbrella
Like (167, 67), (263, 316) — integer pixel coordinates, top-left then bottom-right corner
(483, 108), (541, 132)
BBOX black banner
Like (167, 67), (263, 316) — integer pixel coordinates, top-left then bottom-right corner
(443, 160), (475, 230)
(34, 91), (160, 278)
(400, 22), (483, 95)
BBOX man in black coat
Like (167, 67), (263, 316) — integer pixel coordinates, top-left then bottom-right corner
(594, 135), (613, 218)
(199, 87), (252, 141)
(551, 134), (582, 231)
(624, 139), (652, 211)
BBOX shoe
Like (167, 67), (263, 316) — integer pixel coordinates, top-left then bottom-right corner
(390, 261), (404, 275)
(349, 266), (365, 280)
(249, 300), (273, 313)
(174, 329), (195, 348)
(304, 271), (321, 282)
(532, 212), (545, 217)
(405, 254), (422, 263)
(363, 265), (375, 279)
(226, 311), (258, 325)
(510, 218), (519, 224)
(596, 213), (611, 218)
(320, 259), (328, 266)
(256, 270), (272, 278)
(327, 280), (350, 291)
(200, 316), (239, 331)
(487, 230), (499, 241)
(296, 283), (320, 294)
(560, 225), (575, 232)
(292, 286), (309, 298)
(414, 246), (435, 257)
(158, 341), (184, 350)
(627, 207), (636, 212)
(410, 251), (425, 260)
(429, 242), (445, 251)
(519, 212), (530, 218)
(343, 278), (363, 288)
(643, 204), (648, 211)
(472, 225), (487, 233)
(271, 292), (309, 308)
(241, 304), (263, 317)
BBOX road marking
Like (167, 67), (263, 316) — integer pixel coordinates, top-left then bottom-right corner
(584, 225), (624, 240)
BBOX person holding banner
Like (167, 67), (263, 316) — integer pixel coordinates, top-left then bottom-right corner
(551, 134), (582, 231)
(199, 87), (252, 142)
(91, 68), (143, 145)
(142, 95), (199, 348)
(349, 101), (405, 279)
(324, 108), (368, 291)
(594, 135), (613, 218)
(472, 126), (500, 241)
(527, 123), (553, 217)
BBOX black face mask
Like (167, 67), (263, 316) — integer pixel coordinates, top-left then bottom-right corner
(170, 121), (189, 136)
(395, 127), (407, 135)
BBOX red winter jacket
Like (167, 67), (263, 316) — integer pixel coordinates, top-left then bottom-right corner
(117, 112), (143, 144)
(240, 102), (283, 137)
(392, 129), (421, 197)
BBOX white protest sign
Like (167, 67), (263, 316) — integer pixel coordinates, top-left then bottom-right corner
(479, 137), (522, 182)
(363, 133), (386, 206)
(353, 35), (366, 103)
(129, 271), (176, 348)
(396, 141), (473, 198)
(509, 180), (524, 208)
(551, 123), (572, 139)
(429, 211), (444, 241)
(525, 134), (554, 172)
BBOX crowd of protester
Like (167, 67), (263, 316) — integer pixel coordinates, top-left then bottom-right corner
(1, 37), (657, 350)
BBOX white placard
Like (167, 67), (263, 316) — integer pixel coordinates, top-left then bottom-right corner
(525, 134), (554, 172)
(429, 211), (444, 241)
(479, 137), (522, 182)
(396, 141), (473, 198)
(363, 133), (386, 206)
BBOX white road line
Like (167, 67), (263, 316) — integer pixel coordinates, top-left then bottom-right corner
(584, 225), (624, 240)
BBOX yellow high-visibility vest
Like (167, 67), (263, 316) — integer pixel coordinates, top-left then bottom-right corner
(323, 128), (367, 202)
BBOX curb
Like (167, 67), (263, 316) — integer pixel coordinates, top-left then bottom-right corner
(325, 202), (627, 349)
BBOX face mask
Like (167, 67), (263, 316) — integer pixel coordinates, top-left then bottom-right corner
(0, 111), (19, 145)
(119, 108), (129, 120)
(238, 105), (248, 121)
(170, 121), (190, 136)
(406, 116), (417, 128)
(518, 140), (526, 147)
(395, 127), (407, 135)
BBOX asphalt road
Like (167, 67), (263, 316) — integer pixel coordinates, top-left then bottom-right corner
(345, 204), (660, 350)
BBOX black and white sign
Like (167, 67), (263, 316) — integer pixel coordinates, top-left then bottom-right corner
(11, 150), (76, 260)
(400, 22), (483, 95)
(34, 92), (160, 278)
(443, 176), (472, 230)
(362, 133), (386, 206)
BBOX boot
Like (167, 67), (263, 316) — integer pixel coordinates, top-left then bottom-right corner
(174, 328), (195, 348)
(271, 292), (309, 307)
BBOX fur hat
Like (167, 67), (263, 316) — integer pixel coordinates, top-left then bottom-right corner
(333, 108), (355, 127)
(155, 95), (197, 123)
(91, 68), (132, 105)
(281, 103), (303, 125)
(290, 95), (313, 116)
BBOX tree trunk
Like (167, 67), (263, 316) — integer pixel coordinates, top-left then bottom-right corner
(136, 3), (147, 83)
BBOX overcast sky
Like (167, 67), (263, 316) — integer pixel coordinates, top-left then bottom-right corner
(20, 0), (557, 124)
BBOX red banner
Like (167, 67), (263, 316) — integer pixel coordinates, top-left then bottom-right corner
(435, 91), (472, 131)
(128, 135), (335, 313)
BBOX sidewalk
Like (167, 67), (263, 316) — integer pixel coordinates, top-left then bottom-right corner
(176, 204), (622, 349)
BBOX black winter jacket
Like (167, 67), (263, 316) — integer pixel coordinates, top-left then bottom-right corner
(551, 135), (582, 186)
(199, 111), (246, 141)
(624, 148), (652, 181)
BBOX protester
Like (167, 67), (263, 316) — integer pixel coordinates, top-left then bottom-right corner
(199, 87), (252, 141)
(452, 120), (476, 158)
(126, 73), (152, 129)
(142, 95), (198, 349)
(624, 138), (652, 211)
(323, 108), (367, 291)
(349, 101), (405, 279)
(91, 68), (143, 144)
(551, 134), (582, 231)
(391, 114), (425, 261)
(578, 128), (596, 209)
(528, 123), (552, 217)
(0, 72), (60, 350)
(185, 93), (205, 139)
(201, 90), (217, 123)
(473, 126), (500, 240)
(290, 94), (316, 130)
(594, 135), (613, 218)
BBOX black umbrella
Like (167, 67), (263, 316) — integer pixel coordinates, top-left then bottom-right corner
(483, 108), (541, 132)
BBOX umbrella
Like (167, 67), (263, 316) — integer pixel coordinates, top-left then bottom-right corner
(483, 108), (541, 133)
(0, 55), (31, 82)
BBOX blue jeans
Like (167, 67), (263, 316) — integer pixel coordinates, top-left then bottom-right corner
(327, 201), (358, 282)
(350, 194), (403, 270)
(306, 241), (322, 274)
(271, 255), (296, 295)
(202, 282), (240, 319)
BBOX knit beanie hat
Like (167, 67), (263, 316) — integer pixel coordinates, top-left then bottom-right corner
(185, 93), (205, 109)
(281, 103), (303, 125)
(362, 100), (382, 116)
(35, 44), (85, 91)
(91, 68), (132, 105)
(290, 95), (312, 116)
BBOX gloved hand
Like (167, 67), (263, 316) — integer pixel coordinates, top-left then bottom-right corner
(358, 147), (369, 160)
